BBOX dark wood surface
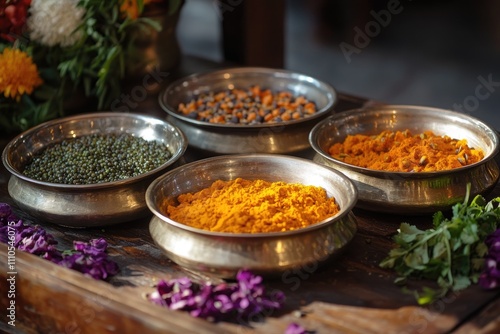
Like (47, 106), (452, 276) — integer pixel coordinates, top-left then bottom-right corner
(1, 56), (500, 334)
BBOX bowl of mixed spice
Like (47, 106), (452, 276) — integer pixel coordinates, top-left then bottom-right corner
(309, 105), (500, 214)
(2, 112), (187, 227)
(158, 67), (337, 154)
(146, 154), (358, 278)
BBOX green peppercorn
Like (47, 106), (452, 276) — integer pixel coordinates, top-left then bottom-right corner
(23, 133), (172, 185)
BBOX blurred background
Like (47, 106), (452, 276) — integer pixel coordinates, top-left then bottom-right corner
(176, 0), (500, 129)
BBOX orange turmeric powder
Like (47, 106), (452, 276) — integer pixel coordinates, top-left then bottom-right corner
(163, 178), (340, 233)
(328, 129), (484, 172)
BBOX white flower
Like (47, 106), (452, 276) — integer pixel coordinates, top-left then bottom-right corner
(27, 0), (85, 47)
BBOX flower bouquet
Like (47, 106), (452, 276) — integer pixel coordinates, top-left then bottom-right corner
(0, 0), (182, 135)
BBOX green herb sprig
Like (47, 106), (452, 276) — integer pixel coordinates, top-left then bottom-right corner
(56, 0), (162, 109)
(380, 184), (500, 305)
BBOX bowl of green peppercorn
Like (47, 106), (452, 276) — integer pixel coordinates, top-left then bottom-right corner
(2, 112), (188, 227)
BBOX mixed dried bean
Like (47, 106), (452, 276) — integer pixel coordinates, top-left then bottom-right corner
(177, 85), (318, 124)
(23, 133), (172, 184)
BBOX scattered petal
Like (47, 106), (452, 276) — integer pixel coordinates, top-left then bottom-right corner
(148, 269), (285, 322)
(0, 203), (118, 280)
(285, 322), (310, 334)
(479, 229), (500, 290)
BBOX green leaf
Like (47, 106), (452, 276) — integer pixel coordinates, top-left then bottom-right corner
(432, 237), (447, 259)
(475, 242), (489, 258)
(403, 243), (429, 269)
(379, 256), (396, 269)
(452, 275), (471, 291)
(433, 211), (445, 228)
(394, 223), (424, 244)
(415, 286), (448, 306)
(379, 183), (500, 304)
(394, 276), (407, 285)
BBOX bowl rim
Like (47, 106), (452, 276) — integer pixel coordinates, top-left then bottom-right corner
(2, 112), (188, 189)
(158, 66), (338, 129)
(146, 153), (358, 238)
(309, 104), (500, 177)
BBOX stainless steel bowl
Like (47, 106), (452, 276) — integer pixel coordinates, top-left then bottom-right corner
(146, 154), (358, 278)
(158, 67), (337, 154)
(309, 105), (500, 214)
(2, 112), (187, 227)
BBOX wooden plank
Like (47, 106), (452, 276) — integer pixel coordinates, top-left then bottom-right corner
(453, 298), (500, 334)
(0, 243), (223, 334)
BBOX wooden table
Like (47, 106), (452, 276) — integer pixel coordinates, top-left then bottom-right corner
(1, 56), (500, 334)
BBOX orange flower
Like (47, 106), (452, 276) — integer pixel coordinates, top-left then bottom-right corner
(121, 0), (160, 19)
(0, 48), (43, 101)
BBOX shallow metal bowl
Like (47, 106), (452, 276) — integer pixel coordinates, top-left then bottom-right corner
(146, 154), (358, 278)
(159, 67), (337, 154)
(2, 112), (187, 227)
(309, 105), (500, 214)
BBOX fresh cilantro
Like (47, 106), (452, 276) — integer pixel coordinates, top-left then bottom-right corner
(380, 184), (500, 305)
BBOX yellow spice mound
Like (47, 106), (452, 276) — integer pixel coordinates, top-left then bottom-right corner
(328, 130), (484, 172)
(164, 178), (340, 233)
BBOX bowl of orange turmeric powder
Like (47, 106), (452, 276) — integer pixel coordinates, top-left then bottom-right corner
(145, 154), (358, 278)
(309, 105), (500, 214)
(158, 67), (337, 154)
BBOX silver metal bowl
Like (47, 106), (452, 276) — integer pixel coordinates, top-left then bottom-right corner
(309, 105), (500, 214)
(2, 112), (187, 227)
(146, 154), (358, 278)
(158, 67), (337, 154)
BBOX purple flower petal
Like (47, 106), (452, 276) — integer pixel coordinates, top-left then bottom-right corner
(480, 229), (500, 290)
(15, 225), (58, 255)
(148, 269), (285, 322)
(0, 203), (118, 281)
(285, 322), (309, 334)
(0, 203), (17, 223)
(55, 239), (119, 280)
